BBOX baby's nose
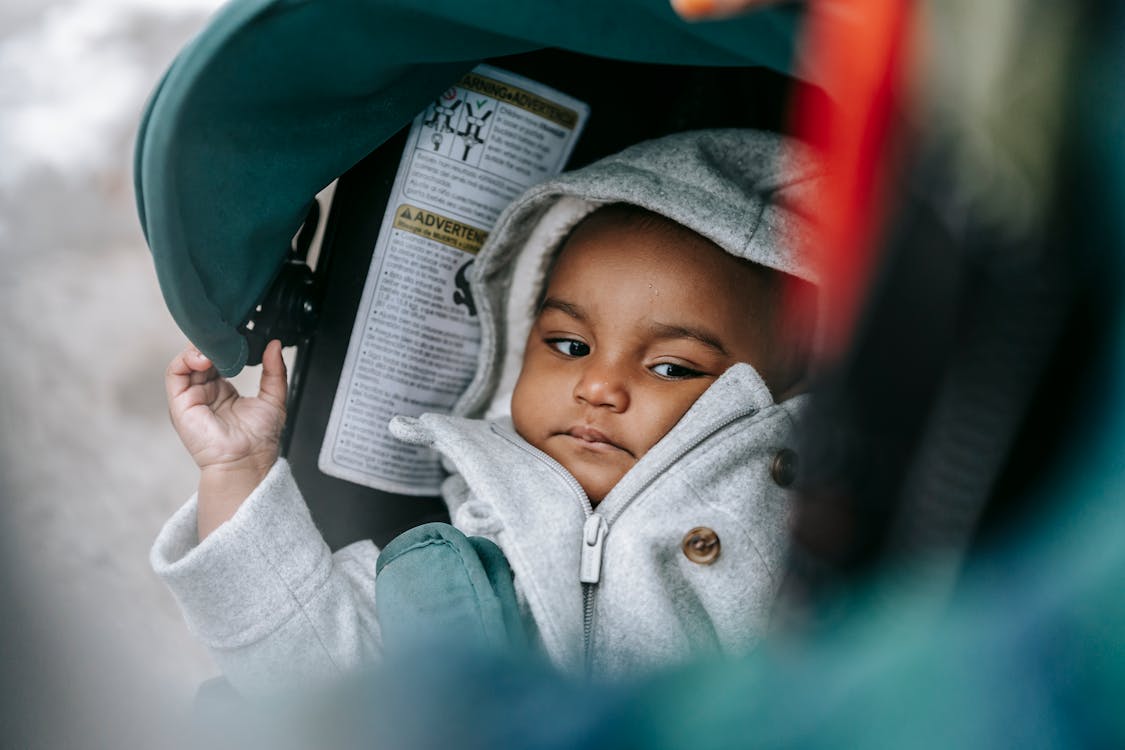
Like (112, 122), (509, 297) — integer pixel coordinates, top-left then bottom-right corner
(573, 364), (629, 411)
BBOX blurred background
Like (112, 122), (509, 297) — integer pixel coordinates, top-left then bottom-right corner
(0, 1), (249, 746)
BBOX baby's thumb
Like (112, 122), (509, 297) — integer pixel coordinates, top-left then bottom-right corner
(258, 339), (289, 410)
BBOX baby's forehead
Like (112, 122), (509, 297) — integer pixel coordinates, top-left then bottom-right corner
(548, 214), (781, 295)
(532, 203), (802, 347)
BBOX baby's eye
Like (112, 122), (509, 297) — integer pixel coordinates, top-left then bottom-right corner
(547, 338), (590, 357)
(651, 362), (703, 379)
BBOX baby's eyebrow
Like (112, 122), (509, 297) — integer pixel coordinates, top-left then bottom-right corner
(649, 322), (729, 356)
(539, 297), (586, 321)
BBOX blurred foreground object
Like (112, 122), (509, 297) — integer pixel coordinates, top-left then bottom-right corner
(780, 0), (1124, 622)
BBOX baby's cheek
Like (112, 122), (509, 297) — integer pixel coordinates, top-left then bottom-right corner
(644, 392), (706, 453)
(510, 355), (559, 439)
(509, 377), (538, 442)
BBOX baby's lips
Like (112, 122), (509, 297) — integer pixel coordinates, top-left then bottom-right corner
(566, 426), (632, 455)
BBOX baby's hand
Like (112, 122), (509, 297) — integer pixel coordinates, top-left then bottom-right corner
(166, 339), (288, 472)
(166, 340), (287, 538)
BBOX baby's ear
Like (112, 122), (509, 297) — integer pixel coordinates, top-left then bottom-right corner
(772, 371), (810, 403)
(771, 328), (816, 401)
(781, 273), (819, 365)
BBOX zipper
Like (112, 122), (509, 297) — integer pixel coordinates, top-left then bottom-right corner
(579, 513), (609, 583)
(580, 513), (607, 674)
(493, 425), (604, 670)
(491, 405), (757, 672)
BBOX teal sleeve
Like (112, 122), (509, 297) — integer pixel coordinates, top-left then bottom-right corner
(375, 522), (527, 655)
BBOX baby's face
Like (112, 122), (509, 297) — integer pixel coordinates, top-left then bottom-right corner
(510, 210), (782, 504)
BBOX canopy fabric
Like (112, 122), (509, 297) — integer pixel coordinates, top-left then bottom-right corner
(134, 0), (809, 375)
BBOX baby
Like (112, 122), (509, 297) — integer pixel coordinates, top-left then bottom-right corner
(155, 129), (823, 692)
(509, 202), (806, 504)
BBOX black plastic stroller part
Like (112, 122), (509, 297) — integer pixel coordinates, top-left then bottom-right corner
(239, 199), (323, 368)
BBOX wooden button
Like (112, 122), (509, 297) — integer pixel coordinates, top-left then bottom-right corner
(682, 527), (721, 565)
(770, 448), (798, 487)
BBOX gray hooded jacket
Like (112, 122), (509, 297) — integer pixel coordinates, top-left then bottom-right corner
(151, 129), (824, 693)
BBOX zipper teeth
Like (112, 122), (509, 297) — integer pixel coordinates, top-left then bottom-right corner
(582, 584), (595, 672)
(491, 423), (593, 514)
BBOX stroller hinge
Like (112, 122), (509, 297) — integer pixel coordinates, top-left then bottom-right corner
(238, 199), (323, 366)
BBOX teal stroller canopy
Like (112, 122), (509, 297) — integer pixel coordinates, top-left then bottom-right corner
(134, 0), (812, 376)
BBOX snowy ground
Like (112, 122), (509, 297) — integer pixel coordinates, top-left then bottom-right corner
(0, 1), (242, 745)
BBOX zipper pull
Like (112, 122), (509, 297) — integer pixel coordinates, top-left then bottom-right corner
(579, 513), (608, 584)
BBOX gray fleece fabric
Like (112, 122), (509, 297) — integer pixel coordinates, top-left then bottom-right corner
(392, 366), (806, 675)
(151, 129), (824, 692)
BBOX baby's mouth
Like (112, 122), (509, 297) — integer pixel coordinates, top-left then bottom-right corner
(563, 426), (632, 456)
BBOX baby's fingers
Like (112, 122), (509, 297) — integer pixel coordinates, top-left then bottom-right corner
(165, 345), (216, 401)
(257, 339), (289, 411)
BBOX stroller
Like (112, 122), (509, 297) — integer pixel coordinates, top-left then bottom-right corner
(137, 1), (1125, 741)
(136, 0), (819, 550)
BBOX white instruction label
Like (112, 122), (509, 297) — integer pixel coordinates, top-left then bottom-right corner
(319, 65), (589, 494)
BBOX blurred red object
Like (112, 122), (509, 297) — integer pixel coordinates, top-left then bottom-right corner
(789, 1), (916, 361)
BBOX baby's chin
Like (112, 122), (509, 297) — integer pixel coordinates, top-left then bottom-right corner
(530, 433), (636, 505)
(567, 463), (629, 507)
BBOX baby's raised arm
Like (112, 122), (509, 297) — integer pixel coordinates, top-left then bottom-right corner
(157, 340), (384, 695)
(165, 339), (287, 540)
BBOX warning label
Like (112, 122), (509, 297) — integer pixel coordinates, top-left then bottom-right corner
(319, 64), (589, 495)
(459, 72), (580, 130)
(392, 205), (488, 255)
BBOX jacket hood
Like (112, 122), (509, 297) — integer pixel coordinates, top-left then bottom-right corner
(453, 128), (826, 420)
